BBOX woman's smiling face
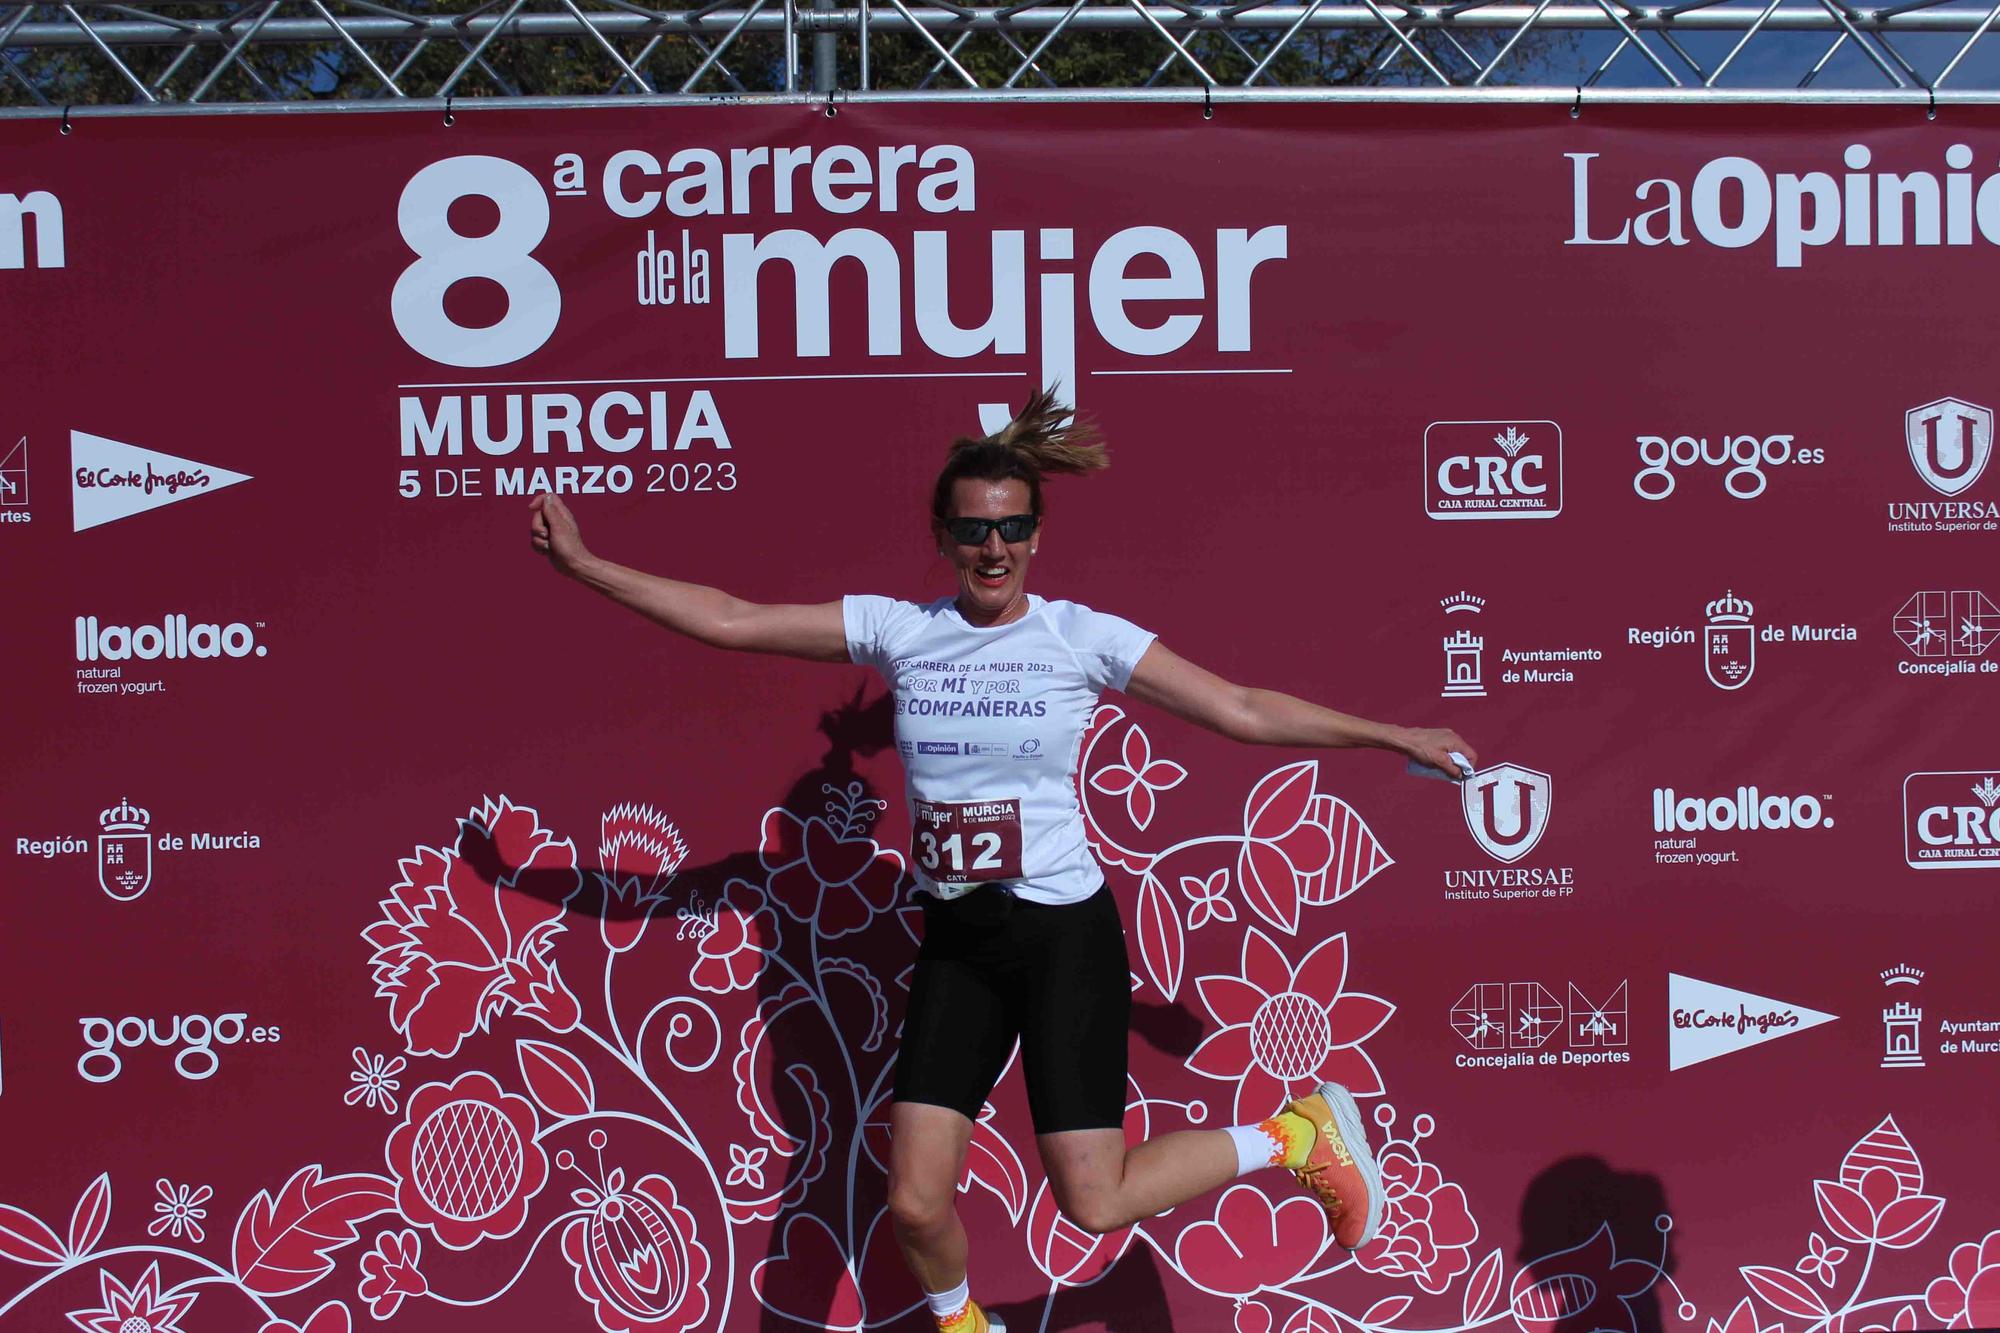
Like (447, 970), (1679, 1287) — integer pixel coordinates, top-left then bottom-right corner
(942, 477), (1038, 626)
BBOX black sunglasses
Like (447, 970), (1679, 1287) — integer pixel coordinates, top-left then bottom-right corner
(945, 513), (1039, 545)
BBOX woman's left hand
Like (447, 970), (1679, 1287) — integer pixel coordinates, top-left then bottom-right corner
(1395, 726), (1477, 777)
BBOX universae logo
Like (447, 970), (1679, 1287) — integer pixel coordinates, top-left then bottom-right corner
(1460, 763), (1553, 863)
(1905, 397), (1993, 497)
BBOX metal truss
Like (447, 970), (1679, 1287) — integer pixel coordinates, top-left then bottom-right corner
(8, 0), (2000, 111)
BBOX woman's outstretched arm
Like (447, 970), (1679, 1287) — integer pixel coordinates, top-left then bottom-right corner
(530, 493), (849, 662)
(1123, 640), (1476, 774)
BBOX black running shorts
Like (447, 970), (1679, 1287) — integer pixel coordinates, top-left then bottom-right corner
(894, 883), (1131, 1134)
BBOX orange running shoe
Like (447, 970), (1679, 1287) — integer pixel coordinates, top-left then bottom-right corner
(937, 1298), (1007, 1332)
(1285, 1081), (1384, 1250)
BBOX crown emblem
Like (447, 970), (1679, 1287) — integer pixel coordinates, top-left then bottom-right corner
(1440, 592), (1486, 615)
(99, 798), (150, 833)
(1706, 591), (1755, 625)
(1971, 776), (2000, 808)
(1880, 964), (1926, 986)
(1492, 427), (1531, 457)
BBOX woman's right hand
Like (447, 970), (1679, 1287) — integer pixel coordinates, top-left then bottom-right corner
(529, 492), (592, 577)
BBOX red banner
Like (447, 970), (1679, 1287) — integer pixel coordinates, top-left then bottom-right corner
(3, 103), (1999, 1333)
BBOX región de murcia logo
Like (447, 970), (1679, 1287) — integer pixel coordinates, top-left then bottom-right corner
(10, 797), (264, 902)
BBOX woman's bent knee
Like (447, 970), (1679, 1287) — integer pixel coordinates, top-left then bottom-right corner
(887, 1182), (955, 1234)
(1056, 1197), (1125, 1236)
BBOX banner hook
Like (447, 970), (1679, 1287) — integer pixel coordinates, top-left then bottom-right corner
(443, 94), (455, 127)
(1927, 88), (1937, 120)
(60, 104), (72, 135)
(1203, 85), (1213, 120)
(1570, 87), (1582, 118)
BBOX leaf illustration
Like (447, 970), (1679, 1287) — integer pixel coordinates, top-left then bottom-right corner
(1363, 1294), (1414, 1326)
(1463, 1247), (1506, 1324)
(66, 1173), (111, 1258)
(1236, 841), (1302, 935)
(1741, 1264), (1830, 1319)
(1875, 1195), (1944, 1249)
(1314, 797), (1394, 905)
(0, 1203), (65, 1267)
(1839, 1116), (1923, 1197)
(232, 1166), (397, 1296)
(964, 1113), (1030, 1223)
(1244, 762), (1318, 841)
(1814, 1179), (1875, 1244)
(1136, 872), (1185, 1000)
(516, 1038), (596, 1118)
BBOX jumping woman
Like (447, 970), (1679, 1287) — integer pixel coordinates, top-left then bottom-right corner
(528, 390), (1476, 1333)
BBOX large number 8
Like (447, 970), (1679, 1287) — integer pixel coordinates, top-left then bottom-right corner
(392, 155), (561, 368)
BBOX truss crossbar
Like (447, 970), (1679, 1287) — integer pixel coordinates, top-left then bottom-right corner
(10, 0), (2000, 105)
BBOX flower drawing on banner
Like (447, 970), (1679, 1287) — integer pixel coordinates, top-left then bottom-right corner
(357, 1228), (428, 1320)
(146, 1179), (211, 1243)
(1509, 1223), (1663, 1333)
(1815, 1116), (1945, 1250)
(1181, 869), (1236, 930)
(1089, 723), (1186, 831)
(1795, 1232), (1849, 1286)
(1173, 1183), (1327, 1296)
(760, 782), (905, 940)
(1187, 928), (1394, 1125)
(64, 1262), (196, 1333)
(1352, 1109), (1479, 1294)
(726, 1143), (769, 1190)
(1926, 1229), (2000, 1329)
(345, 1049), (406, 1115)
(558, 1135), (711, 1333)
(593, 801), (690, 954)
(384, 1070), (549, 1251)
(1861, 1307), (1922, 1333)
(690, 877), (781, 995)
(1708, 1297), (1781, 1333)
(260, 1302), (352, 1333)
(1236, 761), (1388, 935)
(363, 796), (582, 1058)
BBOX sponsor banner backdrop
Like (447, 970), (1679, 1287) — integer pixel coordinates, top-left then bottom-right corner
(3, 105), (1999, 1332)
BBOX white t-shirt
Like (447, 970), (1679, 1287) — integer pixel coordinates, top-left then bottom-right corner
(844, 593), (1157, 905)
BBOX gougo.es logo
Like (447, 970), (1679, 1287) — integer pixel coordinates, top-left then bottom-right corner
(77, 1012), (281, 1082)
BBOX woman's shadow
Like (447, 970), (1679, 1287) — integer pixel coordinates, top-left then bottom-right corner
(1518, 1156), (1677, 1333)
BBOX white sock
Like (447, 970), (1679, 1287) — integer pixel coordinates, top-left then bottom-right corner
(1225, 1123), (1276, 1176)
(926, 1276), (971, 1320)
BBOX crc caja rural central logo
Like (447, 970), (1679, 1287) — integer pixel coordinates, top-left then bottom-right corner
(1903, 771), (2000, 869)
(1424, 421), (1562, 521)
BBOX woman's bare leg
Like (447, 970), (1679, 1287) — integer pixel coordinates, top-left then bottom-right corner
(887, 1101), (980, 1291)
(1035, 1127), (1239, 1235)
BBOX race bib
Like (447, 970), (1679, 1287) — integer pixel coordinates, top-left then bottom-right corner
(912, 798), (1024, 890)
